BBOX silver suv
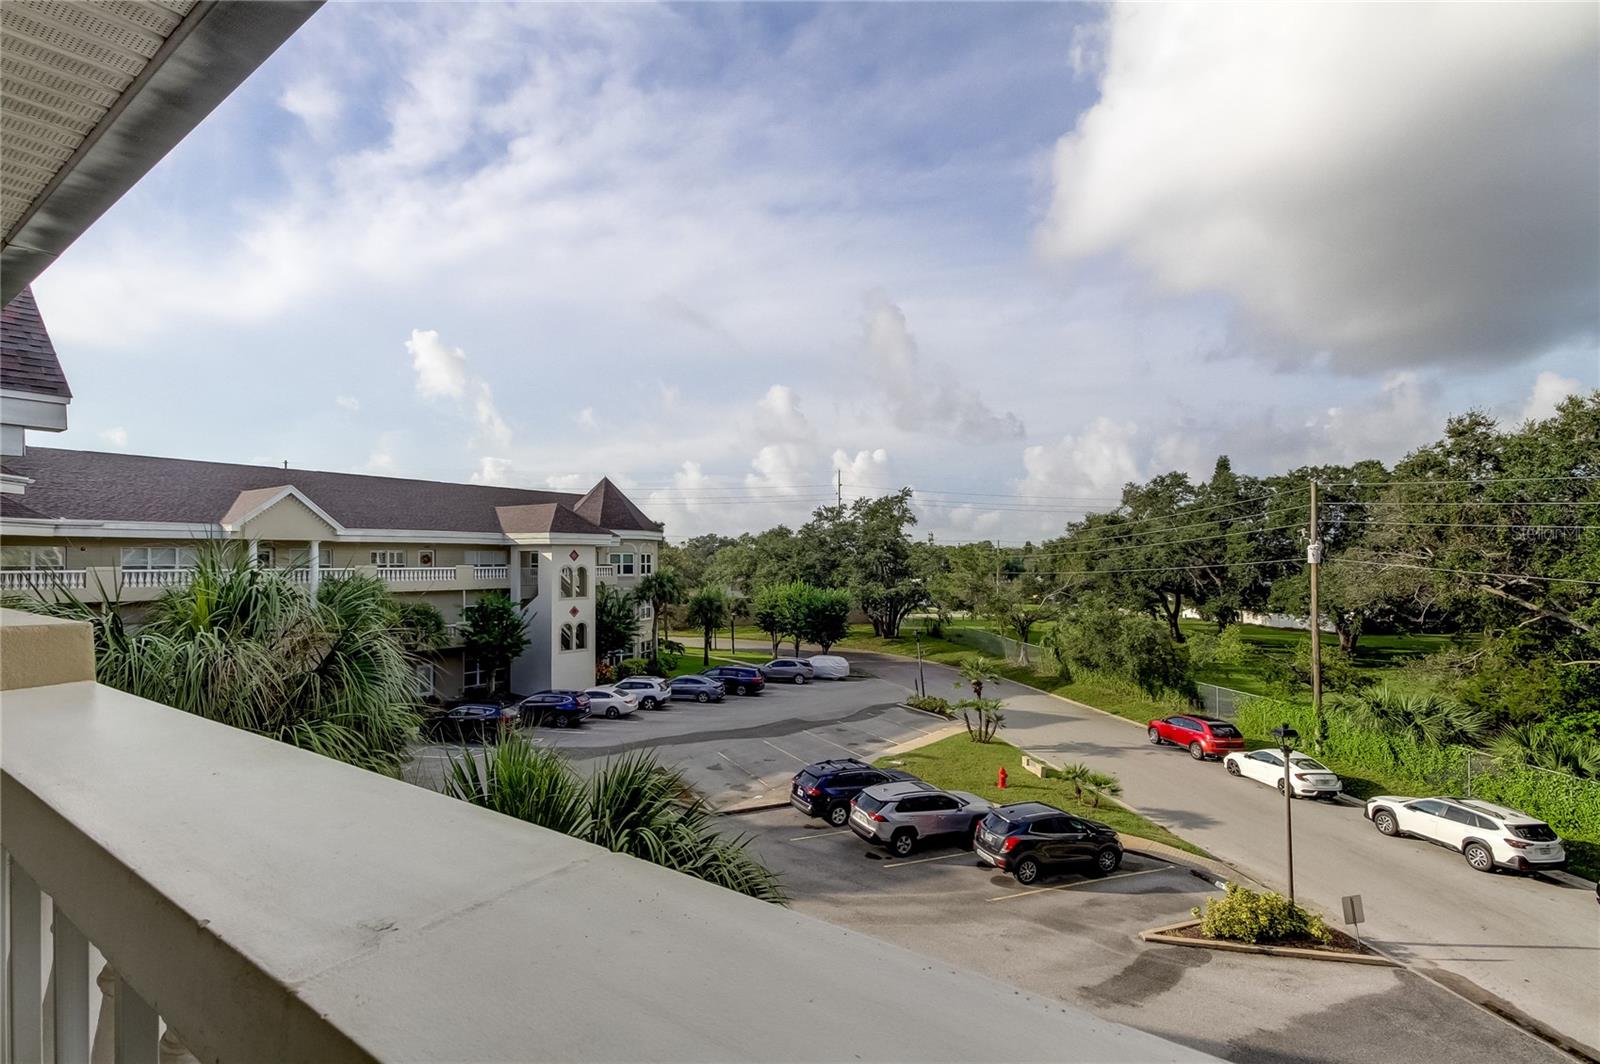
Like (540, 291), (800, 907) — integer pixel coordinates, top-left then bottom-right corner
(611, 676), (672, 710)
(849, 780), (994, 856)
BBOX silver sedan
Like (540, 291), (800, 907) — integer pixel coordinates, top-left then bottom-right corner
(848, 780), (994, 856)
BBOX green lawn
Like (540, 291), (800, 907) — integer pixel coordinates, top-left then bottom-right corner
(661, 648), (771, 678)
(875, 734), (1207, 857)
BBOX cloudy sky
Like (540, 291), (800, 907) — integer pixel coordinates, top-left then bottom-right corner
(31, 2), (1599, 542)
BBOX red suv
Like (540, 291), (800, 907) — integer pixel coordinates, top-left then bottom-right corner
(1147, 715), (1244, 761)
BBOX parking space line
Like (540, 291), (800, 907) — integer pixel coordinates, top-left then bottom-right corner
(882, 852), (968, 869)
(787, 830), (851, 842)
(760, 739), (807, 763)
(986, 866), (1167, 902)
(717, 751), (764, 782)
(802, 729), (857, 755)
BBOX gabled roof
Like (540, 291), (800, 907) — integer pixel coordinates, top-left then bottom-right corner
(219, 485), (344, 533)
(573, 476), (661, 533)
(496, 504), (612, 537)
(0, 287), (70, 398)
(0, 448), (659, 540)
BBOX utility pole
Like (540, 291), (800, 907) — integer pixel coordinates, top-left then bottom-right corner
(1307, 479), (1325, 752)
(836, 470), (842, 507)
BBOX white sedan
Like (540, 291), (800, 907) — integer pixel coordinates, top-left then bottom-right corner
(584, 686), (639, 719)
(1223, 749), (1343, 799)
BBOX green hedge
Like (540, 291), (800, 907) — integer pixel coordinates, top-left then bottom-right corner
(1236, 699), (1600, 842)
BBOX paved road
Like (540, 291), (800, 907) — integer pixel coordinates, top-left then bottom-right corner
(405, 668), (945, 808)
(839, 647), (1600, 1060)
(733, 808), (1567, 1064)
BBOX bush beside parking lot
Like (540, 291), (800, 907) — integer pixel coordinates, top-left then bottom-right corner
(875, 735), (1208, 857)
(1193, 883), (1332, 946)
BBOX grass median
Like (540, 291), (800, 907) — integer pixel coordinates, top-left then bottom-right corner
(874, 733), (1208, 858)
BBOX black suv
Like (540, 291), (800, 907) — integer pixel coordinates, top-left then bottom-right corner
(703, 665), (765, 695)
(790, 758), (917, 827)
(973, 802), (1123, 884)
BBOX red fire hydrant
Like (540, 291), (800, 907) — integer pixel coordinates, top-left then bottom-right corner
(997, 766), (1008, 789)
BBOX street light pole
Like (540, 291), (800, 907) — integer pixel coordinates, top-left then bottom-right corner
(1273, 724), (1299, 905)
(1307, 479), (1324, 752)
(915, 632), (926, 698)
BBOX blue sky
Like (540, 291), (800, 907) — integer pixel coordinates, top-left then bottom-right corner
(32, 2), (1600, 541)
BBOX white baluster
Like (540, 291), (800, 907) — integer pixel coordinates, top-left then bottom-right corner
(7, 856), (43, 1064)
(51, 908), (89, 1063)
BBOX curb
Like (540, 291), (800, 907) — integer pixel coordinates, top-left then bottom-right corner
(1138, 920), (1399, 967)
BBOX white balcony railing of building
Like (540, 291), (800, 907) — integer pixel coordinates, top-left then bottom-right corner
(471, 565), (508, 580)
(379, 566), (457, 583)
(0, 570), (87, 591)
(119, 568), (196, 589)
(595, 564), (616, 578)
(282, 568), (358, 585)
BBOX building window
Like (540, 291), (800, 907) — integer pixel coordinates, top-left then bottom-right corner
(576, 566), (589, 596)
(468, 550), (509, 567)
(1, 546), (64, 570)
(609, 552), (635, 575)
(418, 548), (437, 567)
(255, 544), (276, 568)
(370, 550), (405, 568)
(640, 552), (653, 575)
(413, 663), (435, 697)
(560, 566), (575, 597)
(319, 548), (334, 569)
(560, 623), (574, 651)
(464, 659), (484, 689)
(636, 603), (653, 620)
(575, 622), (588, 650)
(121, 547), (197, 570)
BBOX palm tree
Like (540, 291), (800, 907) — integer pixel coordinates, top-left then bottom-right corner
(685, 588), (729, 665)
(636, 568), (683, 660)
(1055, 762), (1123, 807)
(725, 591), (748, 654)
(1347, 687), (1489, 748)
(10, 546), (421, 775)
(958, 655), (1002, 699)
(444, 735), (785, 901)
(1490, 725), (1600, 780)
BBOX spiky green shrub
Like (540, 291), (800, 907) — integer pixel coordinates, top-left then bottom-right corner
(445, 735), (785, 903)
(906, 694), (955, 717)
(1193, 884), (1331, 945)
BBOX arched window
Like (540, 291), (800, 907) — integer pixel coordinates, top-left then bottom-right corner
(560, 623), (574, 651)
(575, 622), (588, 650)
(560, 566), (574, 597)
(576, 566), (589, 596)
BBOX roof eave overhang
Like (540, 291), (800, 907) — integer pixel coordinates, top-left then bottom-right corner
(0, 1), (324, 304)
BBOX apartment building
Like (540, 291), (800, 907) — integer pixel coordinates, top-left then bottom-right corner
(0, 446), (663, 699)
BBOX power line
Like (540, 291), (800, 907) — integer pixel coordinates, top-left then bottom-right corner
(1338, 558), (1600, 586)
(1008, 556), (1304, 580)
(1316, 475), (1600, 488)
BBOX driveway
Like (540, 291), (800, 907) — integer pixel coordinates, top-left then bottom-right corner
(405, 667), (947, 808)
(732, 807), (1566, 1064)
(846, 648), (1600, 1060)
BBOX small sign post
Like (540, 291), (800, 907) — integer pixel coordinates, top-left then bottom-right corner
(1341, 894), (1365, 948)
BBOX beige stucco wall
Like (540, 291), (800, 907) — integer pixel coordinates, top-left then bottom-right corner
(239, 496), (337, 541)
(0, 607), (95, 690)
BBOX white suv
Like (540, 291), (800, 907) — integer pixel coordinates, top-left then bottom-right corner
(1365, 795), (1566, 874)
(611, 676), (672, 711)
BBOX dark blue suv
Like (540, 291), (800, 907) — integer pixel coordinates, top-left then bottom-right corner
(704, 665), (765, 695)
(517, 690), (592, 728)
(790, 758), (918, 827)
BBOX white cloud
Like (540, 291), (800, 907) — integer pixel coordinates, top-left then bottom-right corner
(363, 433), (399, 473)
(862, 295), (1024, 441)
(98, 427), (128, 449)
(279, 77), (342, 139)
(833, 448), (893, 500)
(576, 407), (597, 430)
(470, 456), (513, 485)
(1042, 3), (1600, 369)
(407, 329), (468, 399)
(755, 385), (811, 442)
(473, 382), (511, 448)
(335, 395), (361, 412)
(1019, 417), (1142, 501)
(1516, 371), (1584, 425)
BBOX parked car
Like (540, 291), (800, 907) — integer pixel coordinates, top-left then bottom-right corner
(1223, 749), (1343, 799)
(703, 665), (766, 695)
(1146, 714), (1245, 760)
(668, 675), (726, 703)
(849, 780), (994, 856)
(973, 802), (1124, 884)
(424, 702), (519, 742)
(584, 686), (638, 719)
(1365, 795), (1566, 874)
(760, 658), (815, 684)
(790, 758), (918, 827)
(806, 655), (850, 680)
(613, 676), (672, 710)
(518, 690), (592, 728)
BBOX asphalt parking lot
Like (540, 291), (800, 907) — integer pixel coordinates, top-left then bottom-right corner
(732, 807), (1567, 1064)
(403, 669), (950, 807)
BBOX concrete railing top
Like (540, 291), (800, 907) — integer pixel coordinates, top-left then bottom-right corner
(0, 679), (1209, 1063)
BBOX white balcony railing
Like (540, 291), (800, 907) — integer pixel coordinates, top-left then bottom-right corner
(595, 564), (616, 578)
(119, 568), (196, 589)
(0, 569), (87, 591)
(472, 565), (508, 580)
(379, 566), (456, 583)
(282, 568), (357, 585)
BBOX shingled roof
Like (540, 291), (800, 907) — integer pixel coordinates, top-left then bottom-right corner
(574, 476), (663, 533)
(0, 288), (71, 399)
(0, 449), (660, 537)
